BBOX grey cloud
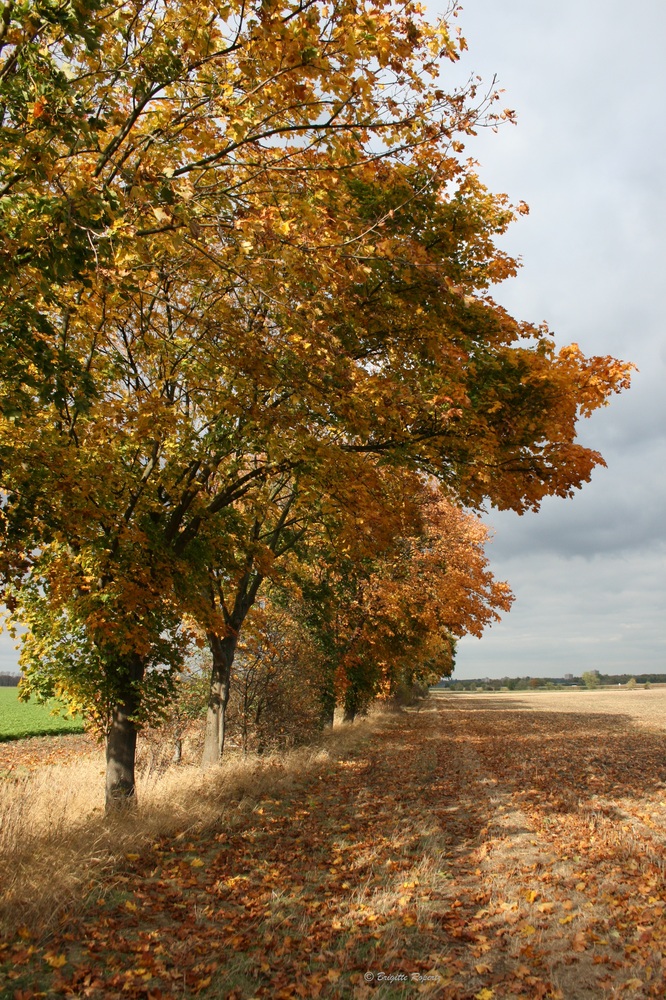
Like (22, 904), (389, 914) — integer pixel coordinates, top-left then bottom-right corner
(431, 0), (666, 678)
(577, 372), (666, 454)
(457, 548), (666, 678)
(486, 469), (666, 561)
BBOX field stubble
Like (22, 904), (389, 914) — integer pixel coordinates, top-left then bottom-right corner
(442, 685), (666, 730)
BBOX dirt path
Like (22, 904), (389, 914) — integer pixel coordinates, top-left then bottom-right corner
(3, 697), (666, 998)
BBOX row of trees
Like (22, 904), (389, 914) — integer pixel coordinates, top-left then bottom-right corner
(442, 674), (664, 692)
(0, 0), (632, 810)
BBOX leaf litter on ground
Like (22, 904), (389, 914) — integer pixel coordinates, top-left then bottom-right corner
(3, 693), (666, 998)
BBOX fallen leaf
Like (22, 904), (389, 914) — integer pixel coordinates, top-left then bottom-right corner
(44, 953), (67, 968)
(572, 932), (586, 952)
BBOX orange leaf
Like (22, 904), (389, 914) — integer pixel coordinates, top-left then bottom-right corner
(572, 932), (586, 952)
(44, 952), (67, 968)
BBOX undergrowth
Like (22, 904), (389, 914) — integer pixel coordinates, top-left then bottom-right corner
(0, 710), (389, 938)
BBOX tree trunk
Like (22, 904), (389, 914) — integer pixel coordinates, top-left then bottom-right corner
(105, 655), (144, 812)
(202, 568), (265, 766)
(106, 705), (138, 809)
(320, 674), (336, 729)
(343, 685), (359, 724)
(202, 631), (238, 765)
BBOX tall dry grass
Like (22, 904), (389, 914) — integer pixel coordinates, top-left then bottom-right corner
(0, 710), (390, 938)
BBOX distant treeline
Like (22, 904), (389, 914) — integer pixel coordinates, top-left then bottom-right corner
(0, 673), (20, 687)
(438, 673), (666, 692)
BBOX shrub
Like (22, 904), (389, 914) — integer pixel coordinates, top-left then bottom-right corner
(225, 611), (326, 753)
(139, 665), (208, 770)
(390, 680), (430, 709)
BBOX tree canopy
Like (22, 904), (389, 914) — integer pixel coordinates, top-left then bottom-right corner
(0, 0), (633, 807)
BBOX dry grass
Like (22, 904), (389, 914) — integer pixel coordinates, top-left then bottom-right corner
(0, 710), (389, 938)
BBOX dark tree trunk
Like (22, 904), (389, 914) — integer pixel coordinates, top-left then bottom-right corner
(202, 631), (238, 765)
(202, 569), (264, 766)
(106, 705), (138, 808)
(105, 655), (144, 812)
(343, 685), (359, 724)
(320, 674), (336, 729)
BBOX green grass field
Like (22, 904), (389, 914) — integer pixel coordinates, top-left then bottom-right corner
(0, 687), (84, 741)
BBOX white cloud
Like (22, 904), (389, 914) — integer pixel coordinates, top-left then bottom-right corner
(0, 630), (20, 675)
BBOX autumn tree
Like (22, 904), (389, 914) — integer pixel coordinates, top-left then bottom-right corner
(199, 473), (311, 764)
(0, 1), (633, 808)
(1, 0), (489, 423)
(196, 449), (430, 759)
(279, 481), (513, 723)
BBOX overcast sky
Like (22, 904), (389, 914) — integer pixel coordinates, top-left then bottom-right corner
(1, 1), (664, 680)
(437, 0), (666, 677)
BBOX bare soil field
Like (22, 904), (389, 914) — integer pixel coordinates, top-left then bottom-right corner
(2, 692), (666, 998)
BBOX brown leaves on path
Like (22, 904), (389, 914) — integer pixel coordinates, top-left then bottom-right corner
(3, 695), (666, 998)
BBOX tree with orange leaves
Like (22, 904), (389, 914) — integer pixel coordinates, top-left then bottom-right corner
(0, 2), (633, 809)
(275, 479), (513, 723)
